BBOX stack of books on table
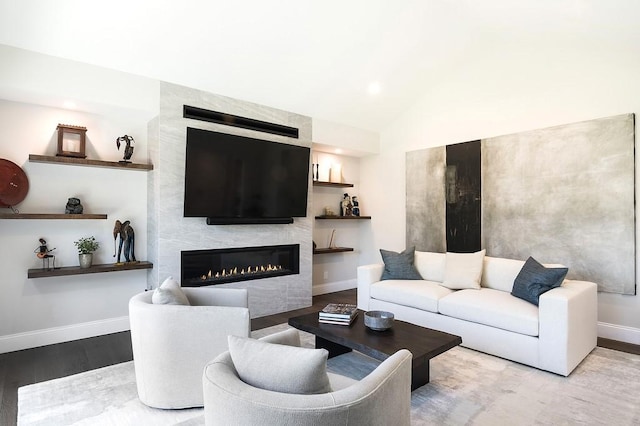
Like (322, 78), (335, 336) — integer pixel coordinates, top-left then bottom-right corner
(319, 303), (358, 325)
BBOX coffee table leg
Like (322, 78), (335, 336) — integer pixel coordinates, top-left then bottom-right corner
(411, 358), (430, 390)
(316, 336), (352, 358)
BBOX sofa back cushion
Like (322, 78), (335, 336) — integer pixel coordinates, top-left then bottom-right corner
(414, 251), (446, 282)
(380, 247), (423, 280)
(481, 256), (526, 292)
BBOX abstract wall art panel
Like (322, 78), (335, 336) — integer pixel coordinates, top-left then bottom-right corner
(406, 113), (635, 295)
(445, 140), (481, 253)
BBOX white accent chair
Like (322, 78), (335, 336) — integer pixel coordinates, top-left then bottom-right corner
(202, 328), (412, 426)
(129, 287), (250, 409)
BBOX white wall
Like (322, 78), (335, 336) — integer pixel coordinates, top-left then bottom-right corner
(358, 7), (640, 343)
(0, 46), (159, 353)
(0, 99), (151, 353)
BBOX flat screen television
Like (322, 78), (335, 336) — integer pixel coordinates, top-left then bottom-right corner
(183, 127), (310, 224)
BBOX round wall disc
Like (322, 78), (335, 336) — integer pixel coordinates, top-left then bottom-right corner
(0, 159), (29, 207)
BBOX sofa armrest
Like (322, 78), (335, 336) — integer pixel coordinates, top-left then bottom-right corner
(538, 279), (598, 376)
(203, 349), (412, 426)
(357, 264), (384, 310)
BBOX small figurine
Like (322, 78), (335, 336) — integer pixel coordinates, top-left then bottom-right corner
(116, 135), (135, 163)
(64, 197), (83, 214)
(113, 219), (136, 263)
(352, 196), (360, 216)
(340, 193), (353, 216)
(34, 238), (56, 270)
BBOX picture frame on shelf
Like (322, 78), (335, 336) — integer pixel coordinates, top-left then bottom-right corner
(56, 124), (87, 158)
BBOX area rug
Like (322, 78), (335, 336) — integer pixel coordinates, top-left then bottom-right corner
(18, 324), (640, 425)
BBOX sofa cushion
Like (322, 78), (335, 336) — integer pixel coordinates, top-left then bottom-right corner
(151, 276), (190, 305)
(414, 251), (446, 282)
(379, 247), (422, 280)
(442, 250), (486, 290)
(511, 257), (569, 306)
(228, 335), (332, 395)
(481, 256), (526, 292)
(438, 288), (539, 336)
(370, 280), (454, 313)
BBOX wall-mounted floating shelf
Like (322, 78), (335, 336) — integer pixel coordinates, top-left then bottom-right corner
(28, 261), (153, 279)
(0, 213), (107, 220)
(315, 215), (371, 220)
(312, 181), (354, 188)
(28, 154), (153, 171)
(313, 247), (354, 255)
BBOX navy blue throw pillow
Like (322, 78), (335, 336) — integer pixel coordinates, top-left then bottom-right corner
(511, 257), (568, 306)
(379, 247), (423, 280)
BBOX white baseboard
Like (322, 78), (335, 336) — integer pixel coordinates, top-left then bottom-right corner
(313, 279), (356, 296)
(0, 316), (131, 354)
(598, 321), (640, 345)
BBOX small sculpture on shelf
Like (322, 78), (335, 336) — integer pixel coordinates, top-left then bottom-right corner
(64, 197), (83, 214)
(34, 238), (56, 270)
(116, 135), (135, 163)
(328, 229), (337, 248)
(113, 219), (136, 264)
(352, 196), (360, 216)
(340, 193), (353, 216)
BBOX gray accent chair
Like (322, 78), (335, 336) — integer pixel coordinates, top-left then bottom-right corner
(202, 328), (412, 426)
(129, 287), (250, 409)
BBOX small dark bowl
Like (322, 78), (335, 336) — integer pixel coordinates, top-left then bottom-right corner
(364, 310), (394, 331)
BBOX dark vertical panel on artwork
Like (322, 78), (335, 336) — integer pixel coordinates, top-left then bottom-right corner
(445, 140), (481, 253)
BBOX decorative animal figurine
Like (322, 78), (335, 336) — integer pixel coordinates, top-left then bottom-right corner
(113, 220), (136, 263)
(116, 135), (135, 162)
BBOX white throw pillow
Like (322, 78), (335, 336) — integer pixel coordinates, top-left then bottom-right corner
(442, 249), (486, 290)
(228, 335), (332, 395)
(151, 276), (190, 305)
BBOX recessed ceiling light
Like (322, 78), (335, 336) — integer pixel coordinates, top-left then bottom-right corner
(63, 101), (76, 109)
(367, 81), (381, 96)
(335, 149), (342, 154)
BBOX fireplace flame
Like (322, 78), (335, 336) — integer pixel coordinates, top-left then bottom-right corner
(199, 264), (284, 281)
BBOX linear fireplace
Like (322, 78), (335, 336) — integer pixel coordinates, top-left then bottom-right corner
(181, 244), (300, 287)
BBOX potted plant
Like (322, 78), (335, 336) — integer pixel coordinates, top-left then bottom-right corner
(74, 236), (100, 269)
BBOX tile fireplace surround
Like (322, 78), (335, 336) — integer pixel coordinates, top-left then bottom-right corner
(147, 82), (313, 318)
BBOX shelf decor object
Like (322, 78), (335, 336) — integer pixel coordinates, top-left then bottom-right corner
(0, 158), (29, 209)
(329, 163), (342, 183)
(74, 236), (100, 269)
(56, 124), (87, 158)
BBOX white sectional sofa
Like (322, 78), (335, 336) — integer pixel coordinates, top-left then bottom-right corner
(357, 251), (598, 376)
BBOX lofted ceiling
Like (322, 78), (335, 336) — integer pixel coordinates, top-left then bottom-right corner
(0, 0), (637, 132)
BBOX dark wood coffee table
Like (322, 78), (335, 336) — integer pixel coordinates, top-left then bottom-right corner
(288, 310), (462, 390)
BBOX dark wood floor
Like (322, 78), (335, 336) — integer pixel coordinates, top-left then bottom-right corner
(0, 288), (637, 426)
